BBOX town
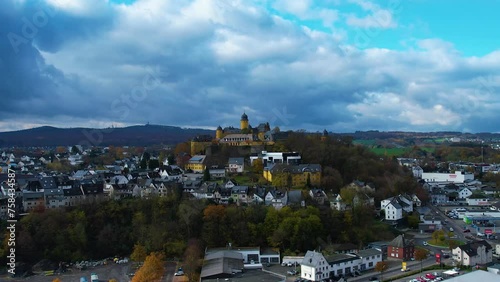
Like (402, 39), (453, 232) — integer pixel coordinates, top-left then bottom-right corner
(1, 114), (500, 282)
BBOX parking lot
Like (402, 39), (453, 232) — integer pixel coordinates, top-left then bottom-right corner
(4, 262), (133, 282)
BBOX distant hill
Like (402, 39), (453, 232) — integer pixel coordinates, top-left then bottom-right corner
(0, 125), (215, 147)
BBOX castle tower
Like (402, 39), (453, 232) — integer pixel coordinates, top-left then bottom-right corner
(240, 112), (249, 130)
(321, 129), (328, 141)
(216, 125), (223, 139)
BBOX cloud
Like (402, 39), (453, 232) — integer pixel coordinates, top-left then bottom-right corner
(346, 0), (399, 29)
(0, 0), (499, 134)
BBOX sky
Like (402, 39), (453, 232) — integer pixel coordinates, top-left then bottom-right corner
(1, 0), (499, 133)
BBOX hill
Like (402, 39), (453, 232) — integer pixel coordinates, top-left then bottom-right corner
(0, 124), (214, 147)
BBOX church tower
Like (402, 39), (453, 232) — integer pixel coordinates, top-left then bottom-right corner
(240, 112), (249, 130)
(216, 125), (223, 139)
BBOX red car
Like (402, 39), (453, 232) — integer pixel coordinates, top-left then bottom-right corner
(425, 273), (436, 279)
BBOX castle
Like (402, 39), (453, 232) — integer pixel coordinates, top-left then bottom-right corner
(190, 112), (276, 155)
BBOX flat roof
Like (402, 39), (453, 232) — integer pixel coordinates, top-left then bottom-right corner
(445, 270), (499, 281)
(201, 269), (283, 282)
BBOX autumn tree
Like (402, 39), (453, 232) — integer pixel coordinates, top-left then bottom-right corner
(131, 244), (147, 262)
(183, 239), (203, 282)
(414, 248), (429, 272)
(131, 252), (165, 282)
(375, 261), (388, 281)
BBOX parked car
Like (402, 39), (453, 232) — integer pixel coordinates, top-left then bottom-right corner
(287, 270), (298, 275)
(175, 267), (184, 276)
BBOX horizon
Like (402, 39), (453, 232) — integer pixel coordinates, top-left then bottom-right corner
(1, 123), (499, 135)
(1, 0), (500, 133)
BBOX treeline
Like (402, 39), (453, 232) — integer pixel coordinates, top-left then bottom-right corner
(0, 196), (399, 266)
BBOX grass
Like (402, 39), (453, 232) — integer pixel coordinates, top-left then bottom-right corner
(353, 139), (377, 146)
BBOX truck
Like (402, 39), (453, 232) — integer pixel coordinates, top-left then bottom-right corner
(90, 273), (98, 282)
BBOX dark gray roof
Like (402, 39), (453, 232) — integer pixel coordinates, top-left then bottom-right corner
(200, 251), (244, 279)
(389, 235), (413, 248)
(228, 158), (244, 165)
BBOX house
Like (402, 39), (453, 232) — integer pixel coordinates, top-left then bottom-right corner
(300, 251), (331, 282)
(381, 195), (413, 221)
(159, 165), (183, 181)
(214, 188), (232, 204)
(224, 179), (238, 189)
(185, 155), (206, 173)
(231, 186), (249, 204)
(208, 165), (226, 179)
(330, 194), (346, 211)
(309, 188), (327, 205)
(22, 191), (45, 211)
(419, 215), (442, 232)
(252, 186), (266, 204)
(387, 235), (414, 261)
(430, 189), (449, 204)
(412, 166), (423, 178)
(452, 240), (493, 266)
(458, 187), (473, 199)
(44, 187), (67, 209)
(227, 158), (244, 173)
(355, 248), (383, 271)
(265, 189), (288, 210)
(326, 253), (360, 278)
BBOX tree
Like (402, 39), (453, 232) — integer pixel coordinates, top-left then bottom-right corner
(375, 261), (388, 281)
(130, 244), (147, 262)
(203, 169), (211, 181)
(149, 159), (160, 170)
(131, 252), (165, 282)
(407, 213), (420, 229)
(414, 248), (429, 272)
(340, 187), (356, 212)
(183, 239), (202, 282)
(251, 158), (264, 174)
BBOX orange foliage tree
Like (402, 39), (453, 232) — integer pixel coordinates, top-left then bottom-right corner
(131, 252), (165, 282)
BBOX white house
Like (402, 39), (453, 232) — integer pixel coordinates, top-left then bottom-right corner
(228, 158), (245, 173)
(458, 187), (473, 199)
(412, 166), (423, 178)
(300, 251), (331, 282)
(452, 240), (493, 266)
(381, 195), (413, 221)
